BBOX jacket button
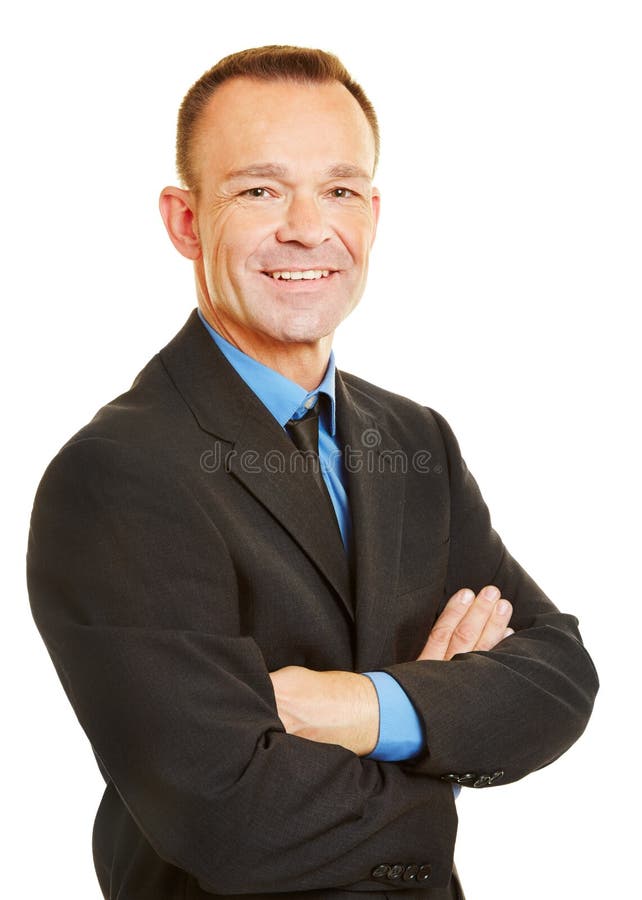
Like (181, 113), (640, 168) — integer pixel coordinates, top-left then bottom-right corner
(441, 772), (476, 785)
(417, 864), (432, 882)
(388, 864), (405, 880)
(403, 864), (419, 881)
(371, 864), (390, 879)
(473, 769), (505, 787)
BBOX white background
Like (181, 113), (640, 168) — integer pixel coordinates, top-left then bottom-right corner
(2, 1), (640, 897)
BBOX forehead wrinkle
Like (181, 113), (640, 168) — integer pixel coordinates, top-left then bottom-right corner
(223, 162), (372, 183)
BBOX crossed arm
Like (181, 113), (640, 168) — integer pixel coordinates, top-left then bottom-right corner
(29, 428), (598, 893)
(270, 584), (514, 756)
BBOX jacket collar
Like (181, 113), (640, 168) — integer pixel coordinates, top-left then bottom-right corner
(196, 309), (338, 434)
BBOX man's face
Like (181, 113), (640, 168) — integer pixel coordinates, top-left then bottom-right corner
(189, 77), (380, 351)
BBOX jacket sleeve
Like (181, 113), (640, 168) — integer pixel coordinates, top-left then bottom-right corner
(27, 436), (457, 895)
(379, 409), (599, 788)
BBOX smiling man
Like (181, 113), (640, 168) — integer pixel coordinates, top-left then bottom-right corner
(161, 75), (379, 389)
(27, 46), (598, 900)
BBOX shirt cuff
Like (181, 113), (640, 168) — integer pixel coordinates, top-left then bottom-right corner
(362, 671), (426, 761)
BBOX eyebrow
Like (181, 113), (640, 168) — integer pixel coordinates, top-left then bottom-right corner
(324, 164), (371, 180)
(223, 162), (372, 181)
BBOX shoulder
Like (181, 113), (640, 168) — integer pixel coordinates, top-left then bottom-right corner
(47, 311), (213, 465)
(338, 368), (459, 452)
(32, 346), (198, 520)
(88, 353), (190, 441)
(47, 312), (208, 469)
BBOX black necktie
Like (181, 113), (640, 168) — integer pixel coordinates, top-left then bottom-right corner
(286, 399), (343, 541)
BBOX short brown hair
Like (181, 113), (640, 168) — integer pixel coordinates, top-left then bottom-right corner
(176, 45), (380, 189)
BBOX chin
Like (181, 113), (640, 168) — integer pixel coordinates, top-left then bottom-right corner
(272, 327), (332, 345)
(263, 311), (343, 345)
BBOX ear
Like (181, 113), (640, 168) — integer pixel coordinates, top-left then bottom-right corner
(369, 186), (381, 248)
(159, 186), (202, 260)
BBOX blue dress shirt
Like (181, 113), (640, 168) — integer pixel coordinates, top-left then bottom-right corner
(198, 311), (425, 762)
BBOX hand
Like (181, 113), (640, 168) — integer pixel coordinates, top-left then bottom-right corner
(269, 666), (379, 756)
(269, 585), (513, 756)
(416, 585), (514, 661)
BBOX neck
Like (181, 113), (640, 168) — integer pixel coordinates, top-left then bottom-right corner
(199, 306), (332, 391)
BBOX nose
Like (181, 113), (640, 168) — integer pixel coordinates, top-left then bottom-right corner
(275, 193), (331, 247)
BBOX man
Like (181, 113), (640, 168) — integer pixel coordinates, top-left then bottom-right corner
(27, 46), (598, 899)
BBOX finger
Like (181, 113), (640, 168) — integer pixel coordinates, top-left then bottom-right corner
(416, 588), (475, 660)
(474, 598), (513, 651)
(444, 585), (502, 659)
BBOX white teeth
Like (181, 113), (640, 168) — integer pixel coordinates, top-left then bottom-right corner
(269, 270), (331, 280)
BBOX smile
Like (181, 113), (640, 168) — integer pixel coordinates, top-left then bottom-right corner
(263, 269), (334, 280)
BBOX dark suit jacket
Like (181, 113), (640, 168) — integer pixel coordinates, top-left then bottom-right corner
(27, 310), (598, 899)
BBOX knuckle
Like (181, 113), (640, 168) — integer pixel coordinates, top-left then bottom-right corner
(428, 625), (452, 646)
(453, 621), (477, 644)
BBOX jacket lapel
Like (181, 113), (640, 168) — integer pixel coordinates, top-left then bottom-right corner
(228, 410), (353, 619)
(335, 372), (406, 671)
(160, 311), (353, 620)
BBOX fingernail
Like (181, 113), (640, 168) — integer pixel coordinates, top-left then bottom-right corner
(498, 600), (510, 615)
(460, 589), (474, 605)
(482, 586), (500, 602)
(504, 628), (515, 638)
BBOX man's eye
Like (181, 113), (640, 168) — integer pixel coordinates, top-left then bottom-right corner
(243, 187), (270, 199)
(330, 188), (354, 199)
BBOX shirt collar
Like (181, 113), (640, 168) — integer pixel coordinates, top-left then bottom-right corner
(198, 310), (337, 434)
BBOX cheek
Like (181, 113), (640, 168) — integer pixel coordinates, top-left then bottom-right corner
(332, 210), (375, 262)
(203, 235), (247, 285)
(219, 216), (276, 269)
